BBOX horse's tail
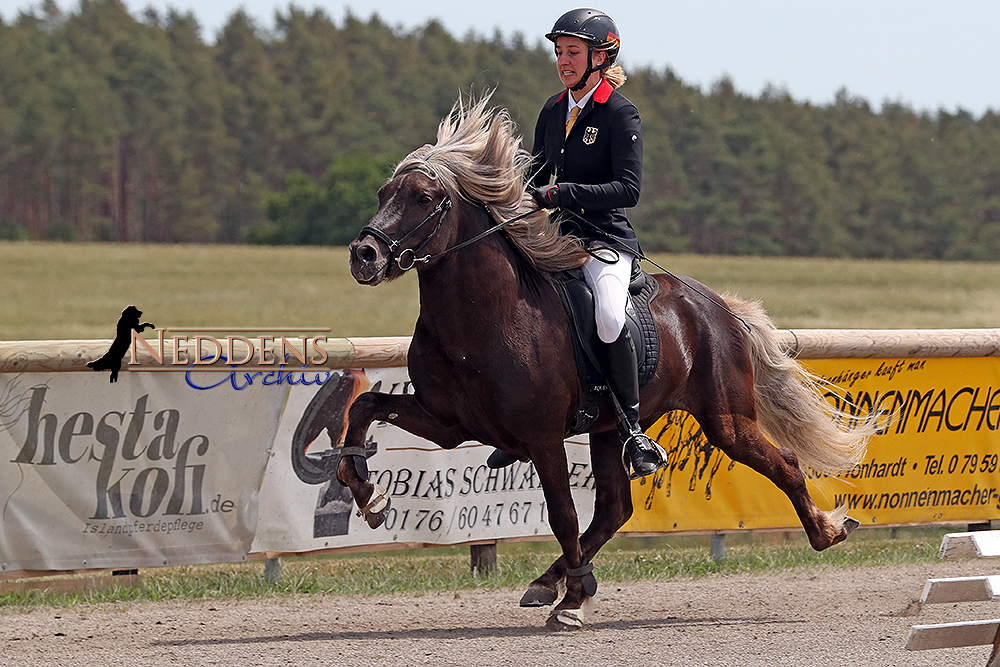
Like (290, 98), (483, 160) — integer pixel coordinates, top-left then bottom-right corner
(723, 295), (877, 475)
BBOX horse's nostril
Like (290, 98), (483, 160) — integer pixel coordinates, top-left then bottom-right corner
(359, 244), (377, 264)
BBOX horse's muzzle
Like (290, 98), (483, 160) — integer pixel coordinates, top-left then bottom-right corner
(348, 236), (390, 285)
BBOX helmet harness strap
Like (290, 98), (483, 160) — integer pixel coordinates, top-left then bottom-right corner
(569, 45), (611, 92)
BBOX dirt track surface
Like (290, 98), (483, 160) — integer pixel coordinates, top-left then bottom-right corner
(3, 560), (999, 667)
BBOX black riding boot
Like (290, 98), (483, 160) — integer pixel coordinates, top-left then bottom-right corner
(600, 327), (668, 479)
(486, 448), (525, 469)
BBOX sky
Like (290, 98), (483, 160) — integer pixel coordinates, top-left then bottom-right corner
(2, 0), (997, 116)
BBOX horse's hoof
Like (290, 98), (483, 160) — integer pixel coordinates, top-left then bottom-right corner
(844, 516), (860, 535)
(356, 483), (390, 529)
(520, 584), (558, 607)
(546, 609), (584, 630)
(363, 507), (387, 529)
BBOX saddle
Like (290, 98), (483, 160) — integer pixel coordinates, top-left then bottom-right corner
(555, 260), (660, 435)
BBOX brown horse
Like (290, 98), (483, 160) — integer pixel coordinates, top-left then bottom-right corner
(336, 97), (876, 629)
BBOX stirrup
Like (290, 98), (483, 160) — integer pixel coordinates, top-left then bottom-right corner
(622, 431), (668, 480)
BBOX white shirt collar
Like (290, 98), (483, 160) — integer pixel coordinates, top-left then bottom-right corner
(566, 82), (598, 119)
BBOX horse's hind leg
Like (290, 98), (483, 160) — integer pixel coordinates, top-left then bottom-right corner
(521, 432), (633, 612)
(701, 413), (853, 551)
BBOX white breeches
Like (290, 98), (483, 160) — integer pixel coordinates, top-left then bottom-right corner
(581, 248), (633, 344)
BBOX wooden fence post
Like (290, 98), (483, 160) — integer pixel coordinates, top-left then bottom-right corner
(264, 557), (281, 583)
(710, 533), (726, 563)
(470, 542), (497, 575)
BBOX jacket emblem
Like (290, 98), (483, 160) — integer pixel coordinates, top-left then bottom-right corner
(582, 126), (598, 145)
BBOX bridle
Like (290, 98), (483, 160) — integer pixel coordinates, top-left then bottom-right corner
(358, 193), (538, 277)
(358, 195), (453, 274)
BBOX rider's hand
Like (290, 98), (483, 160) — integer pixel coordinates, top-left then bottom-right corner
(530, 185), (562, 209)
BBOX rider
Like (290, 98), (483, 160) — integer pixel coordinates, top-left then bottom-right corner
(488, 8), (667, 479)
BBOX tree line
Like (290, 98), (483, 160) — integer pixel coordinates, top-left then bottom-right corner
(2, 0), (999, 259)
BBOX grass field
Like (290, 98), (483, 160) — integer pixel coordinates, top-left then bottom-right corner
(1, 241), (999, 340)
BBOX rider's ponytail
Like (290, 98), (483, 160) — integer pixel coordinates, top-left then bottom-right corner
(603, 65), (627, 89)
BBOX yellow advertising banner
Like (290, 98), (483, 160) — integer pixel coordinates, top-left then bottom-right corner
(624, 357), (1000, 533)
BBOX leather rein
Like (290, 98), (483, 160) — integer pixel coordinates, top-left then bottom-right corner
(359, 190), (752, 331)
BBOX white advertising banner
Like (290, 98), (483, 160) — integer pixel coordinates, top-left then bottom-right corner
(0, 372), (284, 572)
(0, 365), (594, 574)
(251, 367), (594, 554)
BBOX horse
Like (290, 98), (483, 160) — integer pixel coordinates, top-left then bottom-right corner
(333, 96), (876, 630)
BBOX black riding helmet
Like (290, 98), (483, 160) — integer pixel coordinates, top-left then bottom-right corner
(545, 8), (620, 91)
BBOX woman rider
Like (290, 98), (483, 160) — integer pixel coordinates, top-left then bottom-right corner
(489, 8), (667, 479)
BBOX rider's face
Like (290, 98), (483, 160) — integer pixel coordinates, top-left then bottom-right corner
(554, 36), (606, 90)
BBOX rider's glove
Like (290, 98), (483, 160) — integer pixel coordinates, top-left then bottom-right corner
(530, 185), (562, 209)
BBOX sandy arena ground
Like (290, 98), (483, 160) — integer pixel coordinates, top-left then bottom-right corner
(3, 559), (999, 666)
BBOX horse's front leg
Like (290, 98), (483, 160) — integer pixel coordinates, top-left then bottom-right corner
(516, 445), (593, 630)
(337, 390), (470, 528)
(521, 431), (631, 612)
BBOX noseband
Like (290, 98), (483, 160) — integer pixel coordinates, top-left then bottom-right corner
(359, 195), (452, 274)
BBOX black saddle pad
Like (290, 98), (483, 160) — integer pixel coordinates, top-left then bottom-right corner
(555, 265), (660, 434)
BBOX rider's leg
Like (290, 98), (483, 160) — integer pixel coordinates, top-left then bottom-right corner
(583, 249), (667, 479)
(486, 249), (666, 475)
(580, 248), (630, 345)
(597, 325), (666, 478)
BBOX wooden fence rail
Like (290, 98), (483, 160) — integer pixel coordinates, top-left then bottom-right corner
(2, 329), (998, 585)
(0, 329), (999, 375)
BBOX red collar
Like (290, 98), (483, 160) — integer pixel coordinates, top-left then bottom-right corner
(593, 78), (613, 103)
(557, 78), (614, 104)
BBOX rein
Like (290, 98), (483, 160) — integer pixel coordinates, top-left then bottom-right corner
(360, 196), (539, 275)
(360, 190), (752, 333)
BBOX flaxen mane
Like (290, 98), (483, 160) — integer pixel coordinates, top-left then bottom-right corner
(393, 95), (589, 273)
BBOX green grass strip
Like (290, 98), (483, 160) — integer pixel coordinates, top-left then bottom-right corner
(0, 527), (948, 609)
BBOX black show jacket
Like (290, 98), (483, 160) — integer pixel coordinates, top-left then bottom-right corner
(530, 78), (643, 255)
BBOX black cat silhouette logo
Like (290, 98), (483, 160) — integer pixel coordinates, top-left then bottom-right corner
(87, 305), (155, 382)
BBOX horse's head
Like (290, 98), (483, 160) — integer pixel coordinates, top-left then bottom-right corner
(349, 169), (453, 286)
(351, 95), (591, 284)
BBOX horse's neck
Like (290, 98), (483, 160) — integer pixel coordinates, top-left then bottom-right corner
(414, 208), (536, 343)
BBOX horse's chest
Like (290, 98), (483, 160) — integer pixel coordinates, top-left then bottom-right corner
(411, 348), (493, 400)
(410, 345), (521, 424)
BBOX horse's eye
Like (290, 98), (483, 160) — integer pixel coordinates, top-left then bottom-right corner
(417, 194), (433, 206)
